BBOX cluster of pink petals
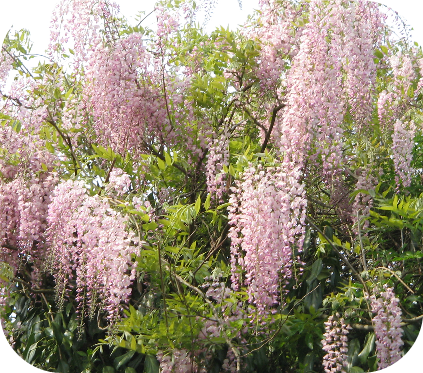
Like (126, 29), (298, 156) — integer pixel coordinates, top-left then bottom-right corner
(378, 53), (419, 128)
(0, 47), (13, 89)
(352, 169), (378, 232)
(321, 313), (351, 373)
(107, 168), (132, 195)
(0, 124), (58, 285)
(228, 164), (306, 313)
(46, 180), (138, 322)
(251, 0), (297, 91)
(342, 0), (384, 128)
(48, 0), (120, 70)
(84, 33), (163, 154)
(206, 131), (229, 201)
(276, 0), (343, 176)
(392, 120), (416, 189)
(157, 350), (198, 373)
(274, 0), (384, 182)
(369, 285), (404, 370)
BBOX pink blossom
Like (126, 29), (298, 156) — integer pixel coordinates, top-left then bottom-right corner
(321, 313), (351, 373)
(392, 120), (416, 189)
(369, 286), (404, 370)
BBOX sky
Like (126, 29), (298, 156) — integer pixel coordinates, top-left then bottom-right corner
(6, 0), (259, 66)
(5, 0), (419, 66)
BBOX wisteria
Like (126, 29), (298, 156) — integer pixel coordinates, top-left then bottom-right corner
(352, 169), (378, 232)
(228, 164), (306, 313)
(1, 0), (422, 371)
(321, 313), (351, 373)
(392, 119), (416, 189)
(370, 286), (404, 370)
(46, 180), (138, 322)
(206, 130), (229, 201)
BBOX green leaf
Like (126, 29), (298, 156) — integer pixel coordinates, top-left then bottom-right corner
(374, 50), (384, 59)
(357, 332), (375, 364)
(57, 360), (70, 373)
(204, 193), (211, 210)
(195, 195), (201, 214)
(144, 355), (159, 373)
(64, 87), (73, 99)
(130, 337), (137, 351)
(164, 151), (172, 166)
(157, 158), (166, 170)
(142, 222), (158, 231)
(350, 367), (365, 373)
(393, 194), (398, 208)
(165, 246), (181, 254)
(307, 258), (322, 285)
(216, 202), (231, 210)
(305, 333), (313, 350)
(347, 338), (361, 369)
(46, 141), (54, 153)
(115, 350), (135, 369)
(103, 367), (115, 373)
(54, 87), (62, 99)
(125, 368), (137, 373)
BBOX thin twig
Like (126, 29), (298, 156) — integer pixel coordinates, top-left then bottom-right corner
(260, 103), (285, 153)
(169, 267), (242, 372)
(241, 283), (321, 358)
(357, 212), (368, 272)
(305, 215), (369, 294)
(377, 266), (415, 294)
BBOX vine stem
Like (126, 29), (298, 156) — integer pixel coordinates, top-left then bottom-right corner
(158, 242), (169, 332)
(305, 215), (369, 294)
(166, 264), (241, 372)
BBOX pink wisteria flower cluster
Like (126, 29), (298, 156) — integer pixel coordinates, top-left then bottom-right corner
(107, 168), (132, 195)
(392, 119), (416, 189)
(228, 164), (305, 313)
(370, 286), (404, 370)
(206, 130), (229, 201)
(352, 169), (378, 231)
(0, 93), (139, 320)
(275, 0), (384, 180)
(46, 180), (138, 322)
(321, 313), (351, 373)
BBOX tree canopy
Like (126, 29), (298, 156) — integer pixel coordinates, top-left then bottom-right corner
(0, 0), (422, 372)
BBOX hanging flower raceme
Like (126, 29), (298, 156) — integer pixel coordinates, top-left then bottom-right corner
(369, 285), (404, 370)
(228, 164), (306, 313)
(206, 130), (229, 202)
(250, 0), (297, 91)
(46, 180), (138, 323)
(351, 169), (378, 232)
(275, 0), (384, 182)
(342, 0), (384, 129)
(0, 123), (58, 285)
(48, 0), (121, 70)
(378, 53), (420, 129)
(392, 119), (416, 189)
(107, 168), (132, 196)
(321, 313), (351, 373)
(276, 0), (344, 178)
(84, 32), (164, 155)
(0, 46), (13, 89)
